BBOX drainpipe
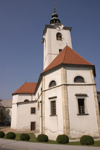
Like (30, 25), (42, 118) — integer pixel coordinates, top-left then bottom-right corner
(40, 100), (42, 133)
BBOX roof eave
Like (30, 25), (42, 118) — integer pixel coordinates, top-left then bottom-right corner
(12, 92), (35, 96)
(43, 25), (72, 36)
(41, 64), (96, 77)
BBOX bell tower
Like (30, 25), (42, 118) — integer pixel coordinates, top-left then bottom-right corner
(42, 8), (72, 69)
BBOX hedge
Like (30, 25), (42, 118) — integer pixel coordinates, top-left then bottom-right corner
(56, 134), (69, 144)
(20, 133), (30, 141)
(37, 134), (48, 142)
(6, 132), (16, 139)
(0, 131), (5, 138)
(80, 135), (94, 145)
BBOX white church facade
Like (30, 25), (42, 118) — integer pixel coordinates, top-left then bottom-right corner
(11, 9), (100, 140)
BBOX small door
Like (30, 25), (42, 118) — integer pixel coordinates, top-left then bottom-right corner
(31, 122), (35, 130)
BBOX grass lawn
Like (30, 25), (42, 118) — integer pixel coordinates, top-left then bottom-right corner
(15, 133), (100, 146)
(1, 132), (100, 146)
(48, 140), (100, 146)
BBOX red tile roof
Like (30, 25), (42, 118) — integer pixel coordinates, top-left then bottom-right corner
(42, 46), (94, 74)
(12, 46), (95, 96)
(12, 82), (37, 95)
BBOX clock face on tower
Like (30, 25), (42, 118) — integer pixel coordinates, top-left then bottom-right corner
(57, 26), (60, 30)
(56, 24), (64, 30)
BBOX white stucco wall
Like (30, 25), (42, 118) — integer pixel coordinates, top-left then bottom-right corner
(11, 94), (34, 104)
(44, 87), (63, 138)
(17, 102), (39, 131)
(45, 69), (61, 89)
(11, 94), (38, 130)
(11, 104), (17, 129)
(44, 69), (63, 139)
(66, 67), (99, 138)
(17, 94), (34, 102)
(11, 95), (18, 129)
(11, 66), (99, 138)
(35, 81), (42, 101)
(35, 81), (43, 133)
(67, 67), (93, 84)
(43, 26), (72, 69)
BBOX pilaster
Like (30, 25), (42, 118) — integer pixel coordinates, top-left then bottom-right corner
(90, 69), (100, 135)
(42, 76), (45, 134)
(61, 67), (70, 136)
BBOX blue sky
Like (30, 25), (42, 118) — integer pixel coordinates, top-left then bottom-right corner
(0, 0), (100, 99)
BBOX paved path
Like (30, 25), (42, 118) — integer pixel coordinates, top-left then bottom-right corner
(0, 146), (18, 150)
(0, 127), (100, 150)
(0, 139), (100, 150)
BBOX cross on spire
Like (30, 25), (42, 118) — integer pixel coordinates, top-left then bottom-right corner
(50, 5), (61, 25)
(53, 4), (56, 13)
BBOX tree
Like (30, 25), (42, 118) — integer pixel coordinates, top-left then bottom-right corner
(0, 108), (10, 123)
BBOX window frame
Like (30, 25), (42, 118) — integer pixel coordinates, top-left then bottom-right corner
(31, 107), (36, 114)
(75, 94), (89, 115)
(49, 97), (57, 116)
(24, 99), (29, 102)
(51, 101), (56, 116)
(56, 32), (62, 41)
(74, 76), (85, 83)
(49, 80), (56, 88)
(78, 98), (85, 115)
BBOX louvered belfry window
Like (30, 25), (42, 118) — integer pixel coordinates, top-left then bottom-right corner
(51, 101), (56, 116)
(56, 32), (62, 40)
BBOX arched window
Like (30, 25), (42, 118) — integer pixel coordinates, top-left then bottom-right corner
(24, 99), (29, 102)
(56, 32), (62, 40)
(74, 76), (84, 83)
(49, 80), (56, 88)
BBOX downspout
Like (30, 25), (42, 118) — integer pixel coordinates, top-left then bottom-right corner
(40, 100), (42, 133)
(40, 79), (43, 134)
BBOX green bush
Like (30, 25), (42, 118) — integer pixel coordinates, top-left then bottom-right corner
(56, 134), (69, 144)
(37, 134), (48, 142)
(20, 133), (30, 141)
(0, 131), (5, 138)
(6, 132), (16, 139)
(80, 135), (94, 145)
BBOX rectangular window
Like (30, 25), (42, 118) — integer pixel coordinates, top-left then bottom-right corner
(51, 101), (56, 116)
(78, 99), (85, 114)
(59, 49), (62, 53)
(31, 107), (36, 114)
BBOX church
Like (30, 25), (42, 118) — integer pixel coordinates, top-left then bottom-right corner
(11, 9), (100, 140)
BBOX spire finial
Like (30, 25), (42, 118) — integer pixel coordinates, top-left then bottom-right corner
(50, 5), (61, 25)
(53, 4), (56, 13)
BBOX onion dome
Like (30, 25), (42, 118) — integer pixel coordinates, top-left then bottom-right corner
(50, 7), (61, 25)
